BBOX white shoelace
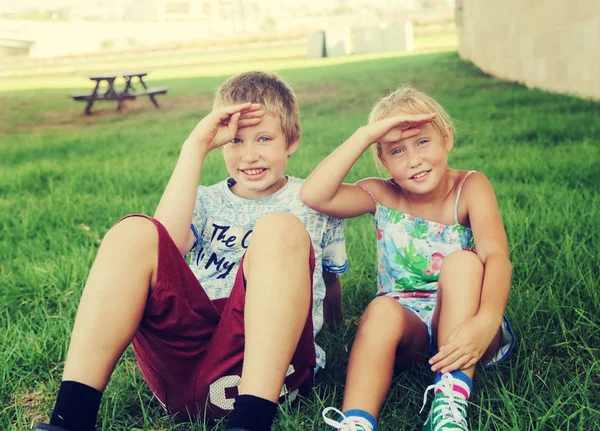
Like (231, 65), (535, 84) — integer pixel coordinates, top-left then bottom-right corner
(420, 373), (468, 430)
(322, 407), (374, 431)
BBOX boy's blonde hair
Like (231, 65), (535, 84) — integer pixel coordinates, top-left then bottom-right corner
(214, 71), (301, 146)
(368, 85), (454, 163)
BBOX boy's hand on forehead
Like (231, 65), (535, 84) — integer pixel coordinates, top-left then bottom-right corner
(362, 113), (436, 144)
(186, 102), (264, 152)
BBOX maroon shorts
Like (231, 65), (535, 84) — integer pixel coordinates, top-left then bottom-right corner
(124, 215), (317, 421)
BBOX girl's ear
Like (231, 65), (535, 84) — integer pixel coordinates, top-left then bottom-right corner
(377, 148), (388, 168)
(444, 126), (454, 151)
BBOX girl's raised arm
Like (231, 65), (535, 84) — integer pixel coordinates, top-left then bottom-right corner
(301, 113), (436, 219)
(300, 127), (378, 218)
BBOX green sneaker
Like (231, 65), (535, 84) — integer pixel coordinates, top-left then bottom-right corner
(420, 374), (469, 431)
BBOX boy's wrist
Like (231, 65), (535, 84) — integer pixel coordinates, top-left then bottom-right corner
(183, 138), (211, 158)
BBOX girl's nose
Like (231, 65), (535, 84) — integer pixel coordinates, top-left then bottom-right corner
(408, 154), (422, 168)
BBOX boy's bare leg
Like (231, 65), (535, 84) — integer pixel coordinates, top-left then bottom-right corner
(239, 212), (311, 402)
(62, 217), (158, 390)
(341, 297), (429, 417)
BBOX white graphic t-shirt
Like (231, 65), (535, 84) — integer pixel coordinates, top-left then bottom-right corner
(189, 176), (348, 370)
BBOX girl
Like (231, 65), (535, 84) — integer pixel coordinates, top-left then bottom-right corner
(300, 86), (515, 431)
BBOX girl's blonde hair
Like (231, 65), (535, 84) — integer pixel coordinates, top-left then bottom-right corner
(368, 85), (454, 167)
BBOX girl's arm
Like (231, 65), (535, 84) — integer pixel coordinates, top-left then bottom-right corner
(429, 172), (511, 374)
(301, 114), (436, 219)
(465, 172), (512, 327)
(300, 127), (379, 218)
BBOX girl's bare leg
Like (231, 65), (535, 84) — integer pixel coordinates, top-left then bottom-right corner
(341, 296), (429, 417)
(431, 250), (502, 379)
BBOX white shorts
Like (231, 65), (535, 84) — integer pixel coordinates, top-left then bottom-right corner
(383, 291), (515, 367)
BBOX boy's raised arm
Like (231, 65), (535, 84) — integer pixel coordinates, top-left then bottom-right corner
(154, 103), (264, 254)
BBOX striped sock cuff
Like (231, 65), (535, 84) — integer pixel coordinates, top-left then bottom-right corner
(342, 409), (377, 431)
(434, 371), (472, 399)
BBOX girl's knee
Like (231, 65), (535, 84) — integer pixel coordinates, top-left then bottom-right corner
(360, 297), (409, 333)
(440, 250), (483, 275)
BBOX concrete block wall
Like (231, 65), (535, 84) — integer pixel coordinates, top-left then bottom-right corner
(457, 0), (600, 100)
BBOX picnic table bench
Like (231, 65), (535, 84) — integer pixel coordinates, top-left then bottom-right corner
(72, 71), (168, 115)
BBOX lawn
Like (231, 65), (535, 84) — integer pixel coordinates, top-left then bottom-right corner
(1, 50), (599, 430)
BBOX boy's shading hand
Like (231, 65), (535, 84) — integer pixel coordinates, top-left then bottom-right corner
(187, 103), (264, 153)
(360, 113), (437, 144)
(429, 314), (498, 374)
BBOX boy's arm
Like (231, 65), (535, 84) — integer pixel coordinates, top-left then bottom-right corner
(300, 114), (436, 219)
(154, 140), (209, 254)
(154, 103), (264, 255)
(322, 270), (342, 329)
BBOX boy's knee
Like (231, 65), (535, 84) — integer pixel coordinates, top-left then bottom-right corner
(251, 212), (309, 251)
(102, 215), (158, 253)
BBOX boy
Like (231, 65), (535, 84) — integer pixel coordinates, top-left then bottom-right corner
(34, 71), (347, 431)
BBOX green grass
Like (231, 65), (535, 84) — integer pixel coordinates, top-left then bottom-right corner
(1, 50), (599, 430)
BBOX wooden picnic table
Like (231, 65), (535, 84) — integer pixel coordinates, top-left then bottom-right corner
(72, 71), (168, 115)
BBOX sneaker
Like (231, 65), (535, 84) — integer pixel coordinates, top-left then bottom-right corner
(32, 424), (70, 431)
(322, 407), (374, 431)
(420, 373), (469, 431)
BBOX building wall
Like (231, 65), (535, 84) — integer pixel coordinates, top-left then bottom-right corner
(457, 0), (600, 100)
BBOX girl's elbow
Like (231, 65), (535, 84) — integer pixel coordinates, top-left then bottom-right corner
(299, 186), (310, 204)
(300, 188), (322, 210)
(481, 249), (512, 267)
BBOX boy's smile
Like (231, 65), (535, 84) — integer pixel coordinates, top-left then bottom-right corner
(223, 113), (298, 200)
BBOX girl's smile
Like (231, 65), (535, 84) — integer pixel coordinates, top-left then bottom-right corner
(410, 169), (432, 182)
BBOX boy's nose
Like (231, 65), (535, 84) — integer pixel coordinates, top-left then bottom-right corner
(241, 144), (260, 162)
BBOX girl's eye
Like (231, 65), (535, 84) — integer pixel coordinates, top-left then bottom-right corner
(259, 136), (272, 142)
(391, 148), (405, 155)
(231, 138), (242, 144)
(416, 139), (429, 147)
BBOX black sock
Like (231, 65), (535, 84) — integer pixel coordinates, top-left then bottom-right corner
(50, 380), (102, 431)
(226, 394), (278, 431)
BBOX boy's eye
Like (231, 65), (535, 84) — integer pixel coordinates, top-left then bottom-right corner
(391, 148), (405, 155)
(231, 138), (242, 144)
(259, 136), (272, 143)
(416, 139), (429, 147)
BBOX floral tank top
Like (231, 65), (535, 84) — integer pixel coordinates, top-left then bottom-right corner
(364, 172), (476, 300)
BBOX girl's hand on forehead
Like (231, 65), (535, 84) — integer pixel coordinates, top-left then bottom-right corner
(363, 113), (437, 144)
(187, 102), (265, 152)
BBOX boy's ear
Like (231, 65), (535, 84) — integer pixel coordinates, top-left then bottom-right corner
(286, 138), (300, 156)
(445, 126), (454, 151)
